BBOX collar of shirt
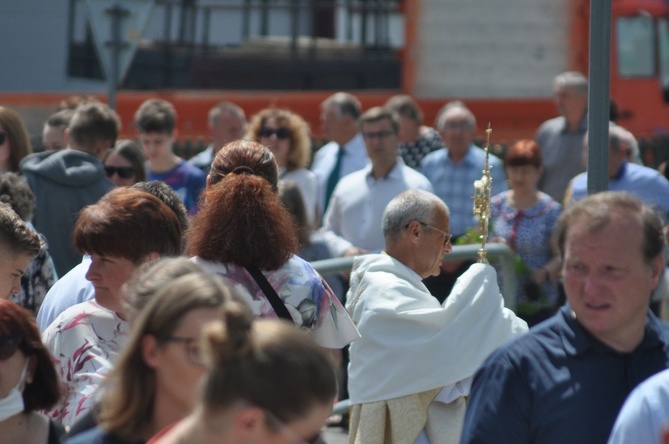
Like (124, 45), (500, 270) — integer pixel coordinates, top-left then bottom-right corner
(341, 132), (366, 154)
(364, 157), (405, 181)
(558, 114), (589, 134)
(611, 160), (627, 181)
(445, 144), (478, 166)
(381, 250), (424, 282)
(558, 304), (668, 356)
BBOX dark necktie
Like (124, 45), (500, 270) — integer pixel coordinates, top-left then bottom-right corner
(323, 145), (345, 214)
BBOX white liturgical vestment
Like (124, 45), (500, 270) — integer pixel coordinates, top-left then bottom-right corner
(346, 254), (528, 443)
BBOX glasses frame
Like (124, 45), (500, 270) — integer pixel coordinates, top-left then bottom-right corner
(413, 221), (452, 245)
(164, 335), (203, 366)
(259, 127), (291, 139)
(362, 130), (395, 141)
(104, 166), (136, 179)
(0, 335), (21, 361)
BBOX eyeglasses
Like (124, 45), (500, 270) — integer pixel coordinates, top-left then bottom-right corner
(165, 335), (203, 366)
(406, 221), (452, 245)
(259, 127), (291, 139)
(105, 166), (136, 179)
(442, 122), (474, 131)
(362, 130), (394, 140)
(0, 335), (21, 361)
(0, 131), (6, 146)
(263, 408), (322, 444)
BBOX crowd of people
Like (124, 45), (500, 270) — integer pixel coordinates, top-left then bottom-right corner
(0, 69), (669, 444)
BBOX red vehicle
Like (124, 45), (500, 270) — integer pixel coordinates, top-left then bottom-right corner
(1, 0), (668, 159)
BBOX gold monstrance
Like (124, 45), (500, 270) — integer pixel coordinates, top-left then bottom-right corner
(472, 123), (493, 264)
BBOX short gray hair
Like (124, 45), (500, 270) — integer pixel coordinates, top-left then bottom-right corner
(208, 102), (246, 127)
(321, 92), (361, 121)
(435, 104), (476, 132)
(554, 71), (588, 95)
(382, 189), (447, 242)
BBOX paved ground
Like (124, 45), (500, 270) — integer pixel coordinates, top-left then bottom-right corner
(323, 426), (348, 444)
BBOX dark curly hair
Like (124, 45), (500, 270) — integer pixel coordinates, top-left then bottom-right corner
(187, 140), (297, 270)
(0, 172), (35, 221)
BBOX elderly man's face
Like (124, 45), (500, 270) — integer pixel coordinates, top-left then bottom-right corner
(416, 206), (452, 278)
(562, 210), (663, 352)
(439, 109), (475, 159)
(554, 85), (587, 118)
(211, 111), (245, 153)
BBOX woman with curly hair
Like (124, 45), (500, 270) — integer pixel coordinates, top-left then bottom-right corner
(188, 140), (358, 349)
(245, 108), (318, 224)
(0, 172), (58, 315)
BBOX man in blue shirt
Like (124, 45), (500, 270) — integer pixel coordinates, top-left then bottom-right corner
(420, 104), (506, 299)
(421, 104), (506, 238)
(568, 125), (669, 222)
(460, 191), (669, 444)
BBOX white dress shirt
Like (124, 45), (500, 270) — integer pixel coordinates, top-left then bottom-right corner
(311, 133), (369, 221)
(322, 159), (433, 256)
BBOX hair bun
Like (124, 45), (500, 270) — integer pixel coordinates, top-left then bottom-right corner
(202, 301), (254, 366)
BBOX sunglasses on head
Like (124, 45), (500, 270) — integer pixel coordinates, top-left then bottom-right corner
(0, 131), (6, 146)
(259, 127), (291, 139)
(105, 166), (136, 179)
(0, 335), (21, 361)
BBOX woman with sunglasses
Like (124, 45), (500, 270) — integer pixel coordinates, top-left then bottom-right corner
(245, 109), (318, 225)
(0, 106), (32, 174)
(149, 302), (336, 444)
(64, 258), (237, 444)
(103, 139), (146, 187)
(0, 299), (63, 443)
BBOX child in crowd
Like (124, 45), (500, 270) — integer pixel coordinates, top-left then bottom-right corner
(134, 99), (206, 213)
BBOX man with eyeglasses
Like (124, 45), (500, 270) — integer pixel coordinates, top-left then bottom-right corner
(321, 106), (433, 258)
(346, 189), (527, 444)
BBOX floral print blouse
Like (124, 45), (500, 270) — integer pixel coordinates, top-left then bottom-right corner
(41, 300), (129, 428)
(192, 254), (359, 348)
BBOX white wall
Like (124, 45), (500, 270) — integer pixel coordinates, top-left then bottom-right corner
(414, 0), (568, 98)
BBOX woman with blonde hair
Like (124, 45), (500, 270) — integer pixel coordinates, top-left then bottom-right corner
(245, 108), (318, 224)
(64, 258), (237, 444)
(149, 304), (337, 444)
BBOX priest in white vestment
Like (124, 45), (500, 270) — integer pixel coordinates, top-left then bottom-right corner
(346, 189), (528, 444)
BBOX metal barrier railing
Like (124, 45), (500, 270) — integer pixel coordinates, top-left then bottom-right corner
(311, 243), (518, 310)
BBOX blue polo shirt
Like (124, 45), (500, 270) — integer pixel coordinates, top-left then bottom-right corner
(460, 305), (669, 444)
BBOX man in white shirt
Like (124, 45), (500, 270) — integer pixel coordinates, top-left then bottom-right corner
(322, 106), (433, 257)
(311, 92), (369, 223)
(346, 189), (527, 444)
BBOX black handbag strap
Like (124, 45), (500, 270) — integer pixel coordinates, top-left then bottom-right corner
(245, 265), (292, 321)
